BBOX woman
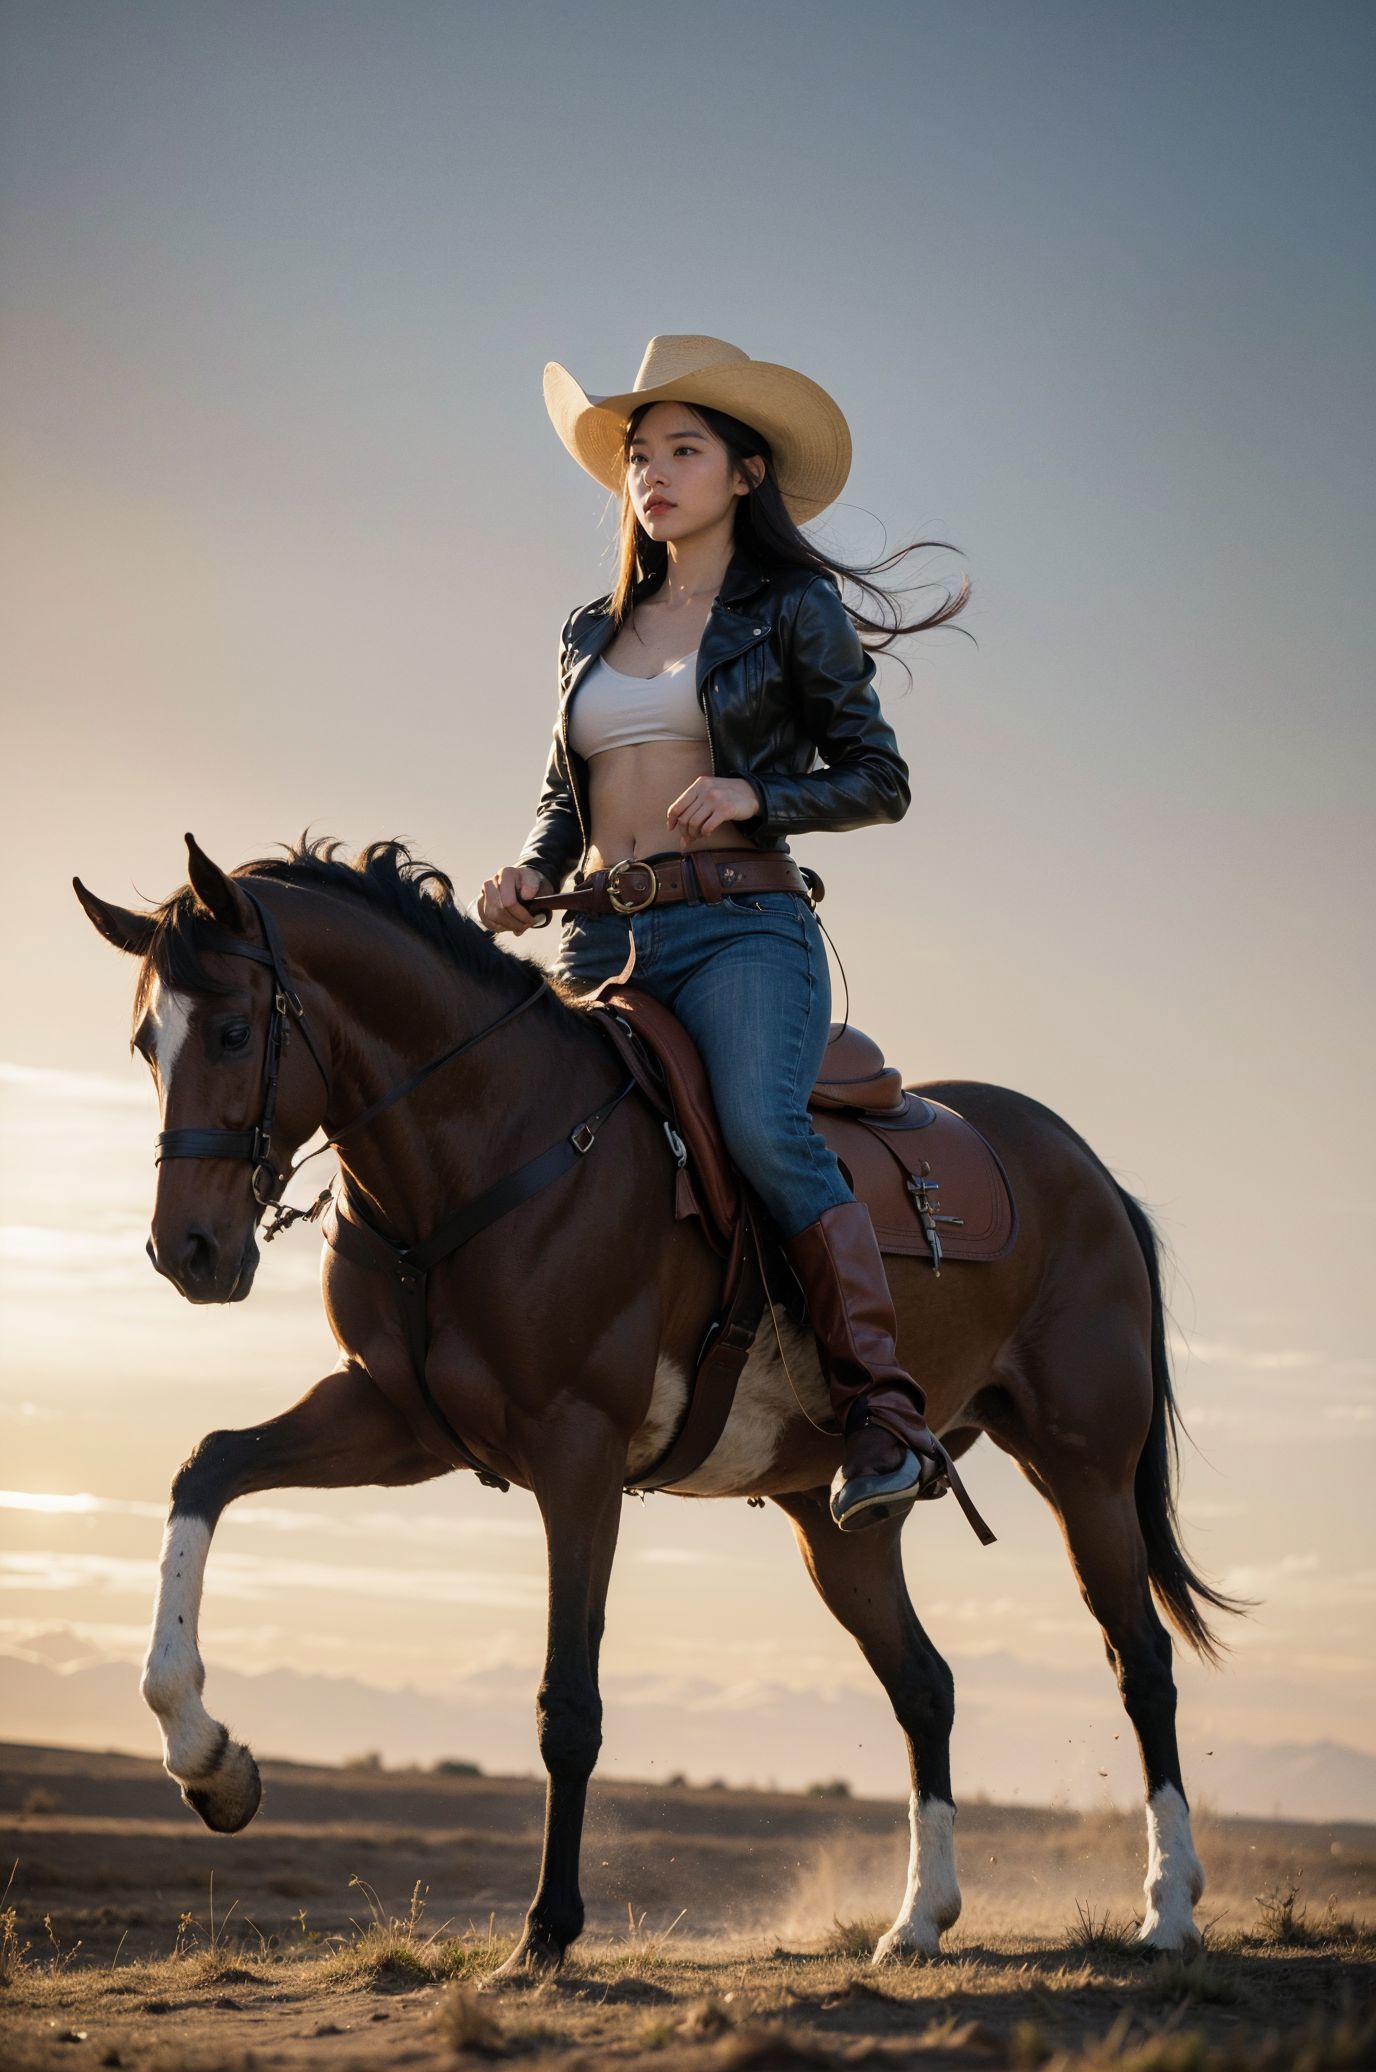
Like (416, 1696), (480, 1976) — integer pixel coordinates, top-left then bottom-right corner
(477, 334), (971, 1532)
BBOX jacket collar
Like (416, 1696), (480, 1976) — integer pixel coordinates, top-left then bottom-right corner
(716, 538), (772, 609)
(587, 537), (772, 620)
(566, 538), (774, 697)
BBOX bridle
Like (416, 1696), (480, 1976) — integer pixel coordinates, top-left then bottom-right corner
(152, 878), (638, 1492)
(153, 882), (553, 1231)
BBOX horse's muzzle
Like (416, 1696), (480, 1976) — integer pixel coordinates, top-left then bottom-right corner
(147, 1229), (259, 1304)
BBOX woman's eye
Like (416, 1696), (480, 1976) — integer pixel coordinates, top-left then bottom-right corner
(222, 1022), (252, 1054)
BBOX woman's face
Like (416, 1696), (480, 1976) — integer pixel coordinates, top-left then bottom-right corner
(624, 402), (761, 544)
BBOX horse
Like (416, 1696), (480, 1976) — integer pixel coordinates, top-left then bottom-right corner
(72, 833), (1240, 1971)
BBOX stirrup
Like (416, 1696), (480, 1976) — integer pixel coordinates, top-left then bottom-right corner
(831, 1421), (998, 1545)
(829, 1446), (931, 1531)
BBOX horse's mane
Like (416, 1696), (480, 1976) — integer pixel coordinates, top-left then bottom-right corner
(133, 835), (568, 1022)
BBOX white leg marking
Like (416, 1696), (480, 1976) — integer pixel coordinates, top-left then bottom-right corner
(873, 1794), (962, 1963)
(141, 1513), (261, 1830)
(1136, 1783), (1205, 1950)
(141, 1516), (219, 1777)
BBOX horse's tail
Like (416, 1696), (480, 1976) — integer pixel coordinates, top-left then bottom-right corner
(1116, 1183), (1250, 1664)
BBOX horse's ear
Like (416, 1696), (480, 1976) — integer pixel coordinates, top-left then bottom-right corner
(184, 832), (252, 933)
(72, 878), (156, 956)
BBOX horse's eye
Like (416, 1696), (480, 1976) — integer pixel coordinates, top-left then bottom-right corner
(222, 1021), (252, 1054)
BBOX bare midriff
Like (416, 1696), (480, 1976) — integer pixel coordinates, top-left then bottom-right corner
(581, 740), (752, 875)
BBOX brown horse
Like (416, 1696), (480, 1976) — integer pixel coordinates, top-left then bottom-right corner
(73, 834), (1239, 1969)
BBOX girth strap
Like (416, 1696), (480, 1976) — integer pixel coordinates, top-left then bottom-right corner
(624, 1202), (768, 1492)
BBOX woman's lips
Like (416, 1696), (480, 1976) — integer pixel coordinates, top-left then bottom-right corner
(645, 500), (674, 515)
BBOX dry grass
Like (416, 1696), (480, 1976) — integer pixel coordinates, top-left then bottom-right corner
(0, 1743), (1371, 2067)
(0, 1912), (1372, 2069)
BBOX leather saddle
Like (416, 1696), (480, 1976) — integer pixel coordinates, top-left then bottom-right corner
(575, 986), (1016, 1498)
(581, 987), (1016, 1275)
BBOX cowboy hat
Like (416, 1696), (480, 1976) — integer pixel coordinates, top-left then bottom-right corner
(543, 333), (851, 524)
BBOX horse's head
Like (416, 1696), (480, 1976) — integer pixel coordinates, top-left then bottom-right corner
(74, 834), (331, 1304)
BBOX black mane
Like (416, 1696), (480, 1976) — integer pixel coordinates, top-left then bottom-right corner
(134, 836), (568, 1023)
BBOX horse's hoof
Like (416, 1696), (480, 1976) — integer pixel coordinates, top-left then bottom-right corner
(180, 1740), (262, 1833)
(488, 1928), (566, 1982)
(871, 1924), (941, 1965)
(1135, 1915), (1203, 1955)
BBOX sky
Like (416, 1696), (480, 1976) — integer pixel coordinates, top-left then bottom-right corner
(1, 1), (1373, 1820)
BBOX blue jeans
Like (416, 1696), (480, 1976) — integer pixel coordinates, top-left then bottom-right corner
(550, 855), (855, 1242)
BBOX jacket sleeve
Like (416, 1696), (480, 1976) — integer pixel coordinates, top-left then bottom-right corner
(514, 613), (586, 889)
(738, 576), (912, 839)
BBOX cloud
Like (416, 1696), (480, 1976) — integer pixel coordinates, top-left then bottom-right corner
(0, 1060), (148, 1109)
(1169, 1333), (1322, 1374)
(0, 1220), (325, 1298)
(0, 1487), (541, 1545)
(0, 1547), (543, 1609)
(1216, 1552), (1376, 1609)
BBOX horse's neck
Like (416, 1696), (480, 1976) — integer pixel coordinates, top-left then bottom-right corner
(300, 896), (584, 1243)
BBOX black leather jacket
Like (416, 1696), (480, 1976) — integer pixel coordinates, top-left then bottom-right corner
(516, 538), (911, 888)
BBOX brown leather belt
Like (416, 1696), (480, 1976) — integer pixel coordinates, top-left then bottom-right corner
(522, 847), (824, 925)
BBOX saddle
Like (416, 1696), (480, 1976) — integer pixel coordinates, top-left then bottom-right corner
(583, 988), (1016, 1269)
(580, 987), (1016, 1494)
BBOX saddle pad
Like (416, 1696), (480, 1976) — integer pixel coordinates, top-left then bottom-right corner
(813, 1100), (1017, 1263)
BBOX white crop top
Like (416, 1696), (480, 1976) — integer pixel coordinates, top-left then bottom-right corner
(566, 648), (708, 759)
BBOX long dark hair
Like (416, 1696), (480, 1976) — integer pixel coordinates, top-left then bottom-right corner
(608, 398), (972, 672)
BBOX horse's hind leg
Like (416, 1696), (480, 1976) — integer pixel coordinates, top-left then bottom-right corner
(999, 1321), (1206, 1956)
(1041, 1465), (1205, 1949)
(143, 1363), (445, 1833)
(775, 1489), (961, 1963)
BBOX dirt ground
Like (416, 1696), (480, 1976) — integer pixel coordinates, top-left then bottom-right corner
(0, 1740), (1371, 2070)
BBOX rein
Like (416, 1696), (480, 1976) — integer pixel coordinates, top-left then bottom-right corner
(154, 883), (556, 1234)
(152, 881), (638, 1489)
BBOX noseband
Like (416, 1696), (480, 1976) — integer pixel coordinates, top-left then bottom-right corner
(152, 883), (550, 1221)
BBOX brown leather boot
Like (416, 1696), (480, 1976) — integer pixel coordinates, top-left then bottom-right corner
(783, 1198), (949, 1531)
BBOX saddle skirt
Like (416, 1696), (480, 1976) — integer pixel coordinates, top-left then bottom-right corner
(581, 987), (1016, 1269)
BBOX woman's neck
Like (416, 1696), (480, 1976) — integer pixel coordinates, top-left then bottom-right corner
(659, 524), (735, 608)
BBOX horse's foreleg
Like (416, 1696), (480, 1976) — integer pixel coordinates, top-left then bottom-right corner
(495, 1415), (626, 1977)
(143, 1362), (445, 1833)
(774, 1489), (961, 1963)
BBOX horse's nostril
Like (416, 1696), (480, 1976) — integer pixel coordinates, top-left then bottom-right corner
(182, 1227), (218, 1286)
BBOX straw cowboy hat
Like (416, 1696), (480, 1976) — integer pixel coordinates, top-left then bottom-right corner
(543, 333), (852, 524)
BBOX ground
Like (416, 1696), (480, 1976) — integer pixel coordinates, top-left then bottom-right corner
(0, 1742), (1371, 2070)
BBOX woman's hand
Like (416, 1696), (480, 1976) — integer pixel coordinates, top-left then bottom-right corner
(666, 775), (762, 850)
(477, 865), (553, 933)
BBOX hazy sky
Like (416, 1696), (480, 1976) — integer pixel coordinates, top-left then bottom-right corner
(1, 2), (1372, 1817)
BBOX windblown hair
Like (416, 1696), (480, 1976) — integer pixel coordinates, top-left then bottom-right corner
(608, 398), (973, 678)
(132, 836), (547, 1026)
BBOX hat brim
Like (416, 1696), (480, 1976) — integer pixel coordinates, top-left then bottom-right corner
(544, 356), (851, 525)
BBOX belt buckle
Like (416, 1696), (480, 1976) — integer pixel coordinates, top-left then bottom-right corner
(606, 857), (658, 915)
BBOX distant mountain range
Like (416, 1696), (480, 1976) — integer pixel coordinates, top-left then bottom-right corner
(2, 1630), (1371, 1824)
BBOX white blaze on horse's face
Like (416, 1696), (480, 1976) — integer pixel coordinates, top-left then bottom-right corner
(146, 978), (195, 1112)
(142, 974), (262, 1305)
